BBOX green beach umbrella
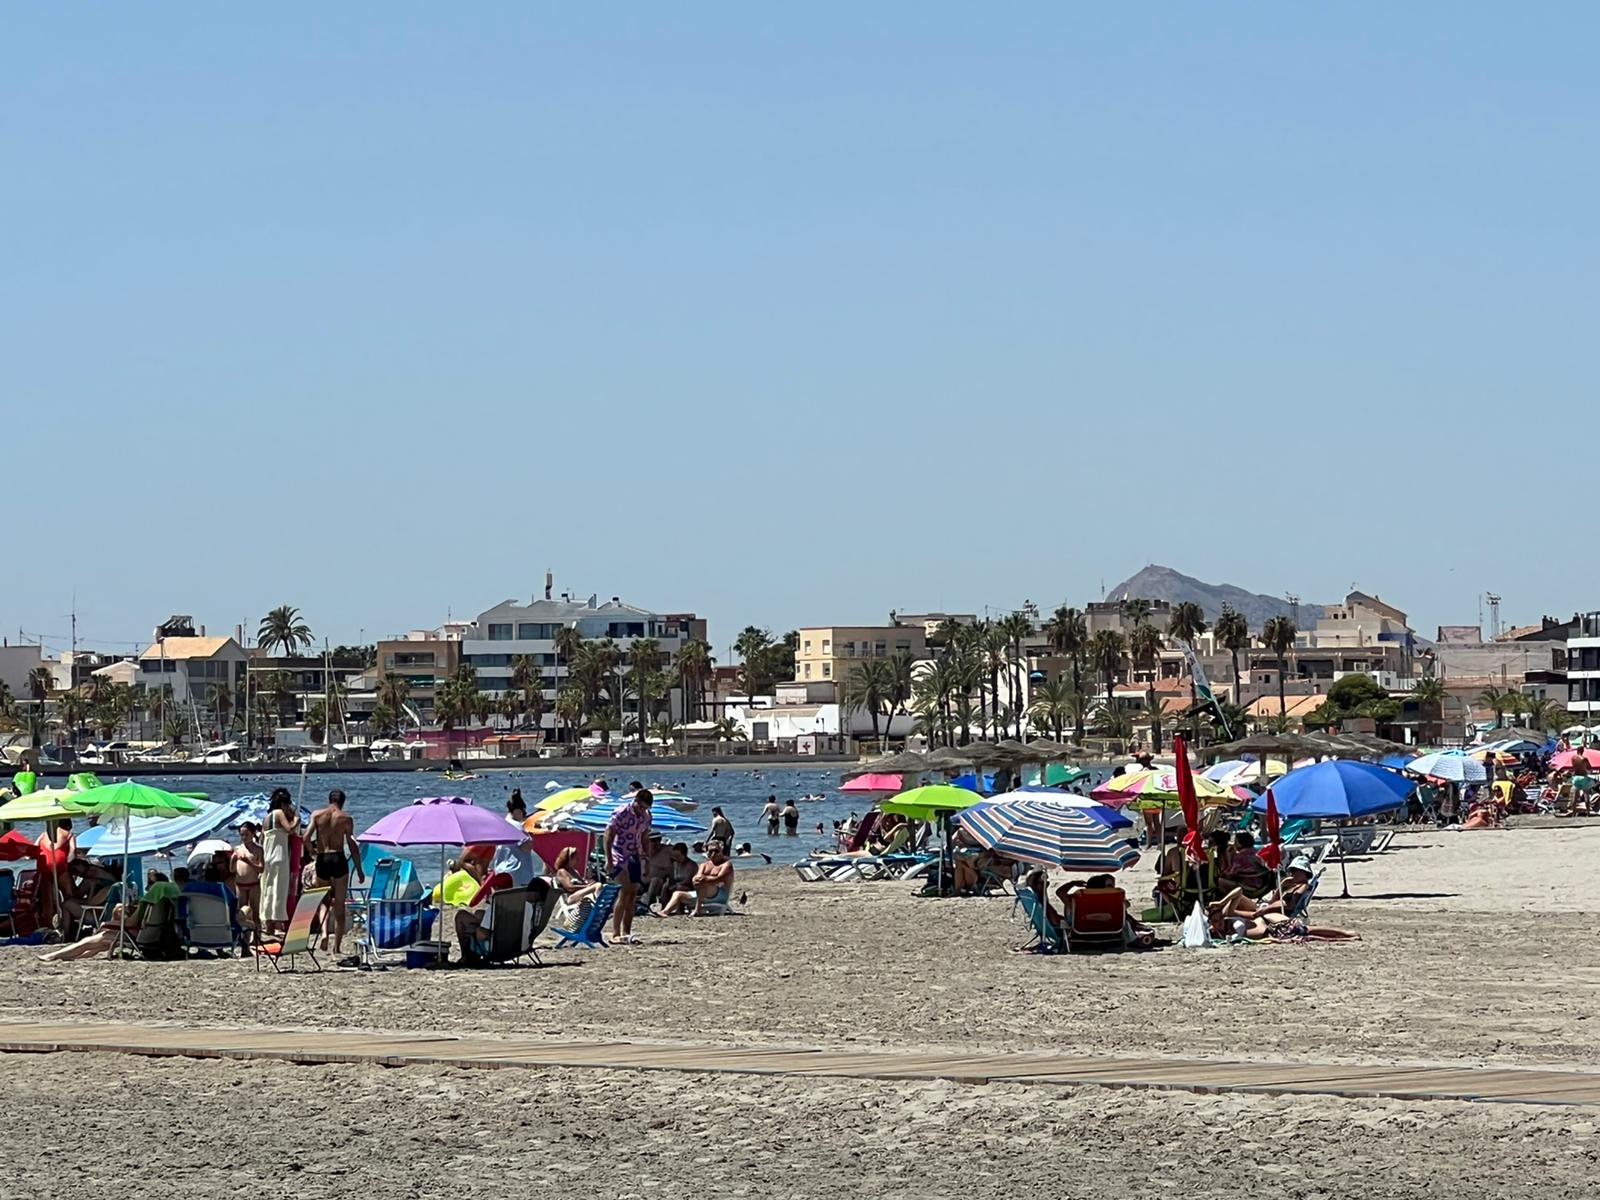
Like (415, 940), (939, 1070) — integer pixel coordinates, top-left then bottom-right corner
(881, 783), (984, 821)
(64, 780), (202, 954)
(0, 788), (84, 823)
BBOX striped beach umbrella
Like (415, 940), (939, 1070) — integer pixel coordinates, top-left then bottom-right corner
(956, 797), (1141, 873)
(1090, 769), (1240, 810)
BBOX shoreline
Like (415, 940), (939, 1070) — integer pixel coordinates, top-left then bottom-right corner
(34, 753), (856, 779)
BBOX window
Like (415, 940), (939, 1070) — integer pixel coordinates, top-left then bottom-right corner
(803, 640), (812, 654)
(822, 639), (830, 653)
(894, 641), (910, 653)
(875, 642), (887, 657)
(804, 663), (811, 678)
(843, 642), (855, 657)
(487, 623), (513, 641)
(823, 662), (831, 677)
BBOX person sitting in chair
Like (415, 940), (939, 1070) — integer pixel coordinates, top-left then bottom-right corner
(656, 841), (734, 916)
(551, 847), (601, 906)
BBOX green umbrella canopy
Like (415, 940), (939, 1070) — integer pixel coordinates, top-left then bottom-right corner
(64, 779), (201, 820)
(0, 788), (84, 822)
(881, 783), (985, 821)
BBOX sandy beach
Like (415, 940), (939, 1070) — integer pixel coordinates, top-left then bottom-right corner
(1, 822), (1598, 1194)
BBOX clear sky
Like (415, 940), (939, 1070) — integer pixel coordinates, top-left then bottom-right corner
(6, 6), (1596, 661)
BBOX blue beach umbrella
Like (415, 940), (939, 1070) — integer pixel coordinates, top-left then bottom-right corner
(995, 788), (1134, 830)
(1403, 751), (1486, 784)
(1250, 760), (1414, 897)
(548, 797), (707, 835)
(78, 797), (248, 859)
(956, 797), (1141, 873)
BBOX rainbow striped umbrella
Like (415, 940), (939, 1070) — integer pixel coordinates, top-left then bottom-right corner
(1090, 769), (1240, 810)
(956, 797), (1141, 873)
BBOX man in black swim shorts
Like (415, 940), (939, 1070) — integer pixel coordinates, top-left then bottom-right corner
(304, 789), (365, 953)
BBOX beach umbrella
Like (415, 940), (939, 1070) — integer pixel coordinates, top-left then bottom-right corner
(534, 786), (597, 814)
(1258, 789), (1283, 872)
(65, 780), (203, 951)
(840, 773), (904, 794)
(1249, 760), (1414, 896)
(1466, 747), (1519, 766)
(956, 797), (1140, 873)
(1404, 752), (1487, 784)
(993, 788), (1133, 829)
(1551, 748), (1600, 772)
(544, 797), (707, 835)
(0, 830), (38, 862)
(228, 792), (311, 829)
(642, 790), (699, 812)
(79, 797), (247, 859)
(1214, 759), (1288, 789)
(1202, 759), (1251, 782)
(1379, 752), (1418, 771)
(0, 788), (83, 823)
(1173, 736), (1208, 870)
(880, 784), (984, 821)
(1041, 763), (1090, 787)
(1090, 769), (1240, 810)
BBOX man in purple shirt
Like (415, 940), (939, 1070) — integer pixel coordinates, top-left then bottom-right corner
(605, 787), (653, 944)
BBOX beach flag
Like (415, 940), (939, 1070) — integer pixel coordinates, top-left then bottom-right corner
(1173, 734), (1207, 867)
(1180, 640), (1233, 739)
(1259, 788), (1283, 870)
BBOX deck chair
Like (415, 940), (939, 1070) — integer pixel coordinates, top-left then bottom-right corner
(1284, 871), (1323, 920)
(134, 898), (185, 961)
(1067, 888), (1129, 953)
(12, 870), (39, 936)
(1016, 889), (1065, 953)
(76, 881), (124, 940)
(0, 872), (18, 938)
(550, 881), (619, 948)
(465, 881), (553, 966)
(180, 885), (238, 956)
(358, 897), (435, 967)
(256, 887), (329, 973)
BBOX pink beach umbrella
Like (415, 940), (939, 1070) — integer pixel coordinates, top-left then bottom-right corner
(840, 773), (904, 794)
(1552, 748), (1600, 772)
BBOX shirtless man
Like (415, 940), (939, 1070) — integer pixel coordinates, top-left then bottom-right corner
(231, 822), (265, 934)
(303, 789), (365, 952)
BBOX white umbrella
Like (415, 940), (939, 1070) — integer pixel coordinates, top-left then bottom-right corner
(1404, 752), (1486, 783)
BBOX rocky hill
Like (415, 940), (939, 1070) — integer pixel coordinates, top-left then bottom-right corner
(1105, 564), (1324, 631)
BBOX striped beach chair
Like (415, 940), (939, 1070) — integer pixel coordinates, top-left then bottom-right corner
(257, 887), (330, 973)
(551, 882), (619, 949)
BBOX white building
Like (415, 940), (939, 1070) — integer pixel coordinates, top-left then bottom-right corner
(459, 593), (705, 739)
(137, 636), (249, 704)
(0, 644), (45, 697)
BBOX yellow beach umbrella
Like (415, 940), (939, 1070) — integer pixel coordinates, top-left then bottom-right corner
(0, 788), (85, 823)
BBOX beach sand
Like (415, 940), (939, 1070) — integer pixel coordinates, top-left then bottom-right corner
(1, 822), (1597, 1194)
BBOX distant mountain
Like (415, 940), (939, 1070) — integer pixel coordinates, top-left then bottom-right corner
(1105, 565), (1324, 632)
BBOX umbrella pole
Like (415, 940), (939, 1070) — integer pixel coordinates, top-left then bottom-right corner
(117, 808), (131, 957)
(1336, 822), (1351, 899)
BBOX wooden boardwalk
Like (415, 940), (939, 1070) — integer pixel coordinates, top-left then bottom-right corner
(2, 1019), (1598, 1108)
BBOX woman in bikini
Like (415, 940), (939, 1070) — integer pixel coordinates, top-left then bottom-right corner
(231, 822), (265, 936)
(551, 846), (601, 906)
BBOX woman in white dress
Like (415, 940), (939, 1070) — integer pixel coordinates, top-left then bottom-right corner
(260, 789), (298, 936)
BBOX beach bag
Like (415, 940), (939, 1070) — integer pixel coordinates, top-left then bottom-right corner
(1181, 900), (1213, 949)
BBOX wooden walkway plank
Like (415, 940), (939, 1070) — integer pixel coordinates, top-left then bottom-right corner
(1, 1019), (1598, 1109)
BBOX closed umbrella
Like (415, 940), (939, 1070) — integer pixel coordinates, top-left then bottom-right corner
(1259, 789), (1283, 872)
(956, 798), (1140, 873)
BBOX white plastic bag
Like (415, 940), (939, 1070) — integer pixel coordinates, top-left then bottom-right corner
(1181, 900), (1213, 949)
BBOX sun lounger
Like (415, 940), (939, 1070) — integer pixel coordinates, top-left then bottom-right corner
(0, 872), (21, 939)
(257, 887), (330, 973)
(550, 881), (619, 949)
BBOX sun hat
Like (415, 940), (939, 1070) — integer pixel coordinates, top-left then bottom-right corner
(1288, 855), (1313, 874)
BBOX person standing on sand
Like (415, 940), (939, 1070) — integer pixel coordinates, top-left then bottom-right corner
(762, 795), (780, 836)
(781, 798), (800, 835)
(304, 789), (365, 953)
(231, 823), (265, 935)
(260, 789), (298, 938)
(710, 806), (735, 847)
(605, 786), (652, 945)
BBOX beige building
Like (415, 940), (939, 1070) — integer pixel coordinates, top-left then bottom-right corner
(793, 625), (928, 702)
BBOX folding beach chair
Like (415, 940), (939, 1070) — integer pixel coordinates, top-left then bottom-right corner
(0, 872), (18, 938)
(134, 898), (185, 961)
(358, 897), (436, 968)
(550, 882), (619, 949)
(256, 887), (330, 973)
(1016, 889), (1065, 953)
(465, 882), (553, 967)
(1067, 888), (1129, 954)
(180, 885), (239, 957)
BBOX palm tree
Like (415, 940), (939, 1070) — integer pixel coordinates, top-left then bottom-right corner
(842, 661), (892, 748)
(1168, 601), (1209, 738)
(370, 702), (400, 738)
(306, 699), (329, 746)
(1521, 696), (1565, 733)
(1000, 611), (1033, 738)
(1092, 701), (1134, 743)
(208, 682), (235, 735)
(377, 673), (412, 725)
(676, 638), (713, 723)
(1261, 616), (1297, 718)
(56, 691), (86, 749)
(981, 623), (1009, 742)
(886, 651), (916, 732)
(1088, 629), (1127, 720)
(1128, 622), (1164, 751)
(555, 686), (585, 747)
(1477, 686), (1512, 729)
(26, 665), (52, 748)
(257, 606), (313, 656)
(1214, 605), (1250, 710)
(497, 691), (523, 732)
(1028, 678), (1075, 741)
(734, 626), (774, 695)
(553, 624), (584, 706)
(1120, 598), (1153, 627)
(1043, 605), (1089, 740)
(713, 717), (747, 744)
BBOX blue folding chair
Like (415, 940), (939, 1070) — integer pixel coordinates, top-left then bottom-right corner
(1016, 889), (1065, 953)
(552, 883), (619, 949)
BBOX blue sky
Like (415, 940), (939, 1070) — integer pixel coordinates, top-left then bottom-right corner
(6, 6), (1596, 660)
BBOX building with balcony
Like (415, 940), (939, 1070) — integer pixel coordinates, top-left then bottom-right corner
(459, 593), (706, 740)
(138, 635), (248, 705)
(1567, 613), (1600, 718)
(375, 629), (463, 723)
(792, 625), (928, 703)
